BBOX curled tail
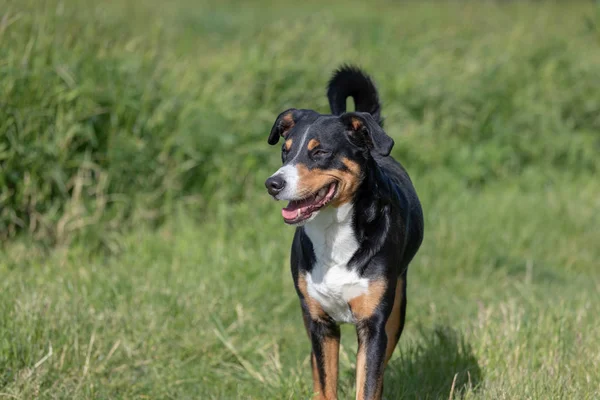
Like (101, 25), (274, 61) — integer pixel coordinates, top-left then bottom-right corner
(327, 65), (383, 126)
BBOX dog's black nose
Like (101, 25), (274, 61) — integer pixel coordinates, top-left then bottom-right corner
(265, 175), (286, 196)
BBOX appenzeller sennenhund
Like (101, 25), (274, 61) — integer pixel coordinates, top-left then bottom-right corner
(265, 66), (424, 400)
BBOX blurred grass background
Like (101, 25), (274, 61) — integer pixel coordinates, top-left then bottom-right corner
(1, 0), (599, 399)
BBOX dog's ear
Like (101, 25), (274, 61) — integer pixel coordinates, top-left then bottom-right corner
(268, 109), (302, 145)
(340, 112), (394, 156)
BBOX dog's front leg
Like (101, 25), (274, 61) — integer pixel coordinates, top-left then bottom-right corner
(303, 312), (341, 400)
(354, 316), (388, 400)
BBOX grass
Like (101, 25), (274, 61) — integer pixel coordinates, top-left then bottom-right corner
(1, 0), (600, 398)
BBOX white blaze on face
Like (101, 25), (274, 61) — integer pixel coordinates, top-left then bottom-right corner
(268, 126), (311, 201)
(269, 164), (300, 201)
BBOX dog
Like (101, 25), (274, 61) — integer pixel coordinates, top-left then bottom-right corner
(265, 65), (424, 400)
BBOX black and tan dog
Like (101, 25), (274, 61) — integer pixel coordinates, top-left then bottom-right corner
(265, 66), (424, 400)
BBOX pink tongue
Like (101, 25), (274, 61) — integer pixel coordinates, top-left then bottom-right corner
(281, 197), (314, 220)
(281, 208), (298, 220)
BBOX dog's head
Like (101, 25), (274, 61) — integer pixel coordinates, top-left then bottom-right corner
(265, 108), (394, 225)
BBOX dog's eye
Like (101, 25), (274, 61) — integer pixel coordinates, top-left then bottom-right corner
(312, 149), (331, 157)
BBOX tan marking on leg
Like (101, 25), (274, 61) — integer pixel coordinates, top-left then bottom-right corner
(285, 138), (293, 151)
(348, 280), (386, 321)
(297, 274), (326, 321)
(384, 278), (404, 365)
(355, 342), (366, 400)
(356, 319), (389, 400)
(310, 338), (339, 400)
(352, 280), (386, 399)
(312, 353), (323, 398)
(322, 336), (340, 400)
(308, 139), (320, 150)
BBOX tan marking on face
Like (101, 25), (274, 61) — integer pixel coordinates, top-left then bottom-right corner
(297, 274), (326, 321)
(384, 277), (405, 365)
(307, 139), (320, 150)
(295, 158), (362, 208)
(348, 280), (386, 321)
(351, 117), (363, 131)
(333, 158), (362, 207)
(285, 138), (293, 151)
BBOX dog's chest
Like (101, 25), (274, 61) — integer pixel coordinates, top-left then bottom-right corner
(304, 208), (367, 323)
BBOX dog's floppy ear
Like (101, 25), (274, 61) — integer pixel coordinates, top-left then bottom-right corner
(268, 109), (302, 145)
(340, 112), (394, 156)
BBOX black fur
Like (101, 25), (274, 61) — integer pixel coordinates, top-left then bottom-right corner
(327, 64), (383, 126)
(340, 112), (394, 157)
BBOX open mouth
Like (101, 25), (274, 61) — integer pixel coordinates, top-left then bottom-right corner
(281, 182), (337, 224)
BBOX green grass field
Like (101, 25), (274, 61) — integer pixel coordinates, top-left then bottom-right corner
(1, 0), (600, 398)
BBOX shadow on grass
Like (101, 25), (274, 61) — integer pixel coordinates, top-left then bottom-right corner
(384, 326), (483, 399)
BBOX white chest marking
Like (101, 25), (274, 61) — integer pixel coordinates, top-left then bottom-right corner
(304, 203), (367, 324)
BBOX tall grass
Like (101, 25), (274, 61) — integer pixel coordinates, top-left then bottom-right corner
(1, 0), (599, 245)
